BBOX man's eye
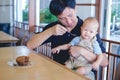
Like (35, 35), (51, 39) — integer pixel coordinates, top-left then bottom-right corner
(68, 14), (72, 17)
(59, 18), (65, 21)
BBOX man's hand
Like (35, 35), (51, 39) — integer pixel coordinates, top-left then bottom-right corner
(69, 46), (82, 58)
(69, 46), (108, 67)
(69, 46), (97, 62)
(51, 24), (67, 36)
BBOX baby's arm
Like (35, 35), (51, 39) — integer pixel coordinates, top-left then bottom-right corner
(92, 40), (103, 71)
(52, 36), (80, 54)
(52, 44), (71, 54)
(92, 54), (103, 71)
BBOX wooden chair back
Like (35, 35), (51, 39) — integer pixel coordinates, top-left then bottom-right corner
(96, 39), (120, 80)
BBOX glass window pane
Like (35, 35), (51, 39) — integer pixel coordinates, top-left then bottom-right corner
(40, 0), (57, 24)
(22, 0), (28, 22)
(14, 0), (28, 22)
(110, 0), (120, 42)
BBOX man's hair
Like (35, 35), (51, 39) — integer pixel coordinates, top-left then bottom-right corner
(49, 0), (76, 16)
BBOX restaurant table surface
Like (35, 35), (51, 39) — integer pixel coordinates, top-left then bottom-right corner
(0, 31), (18, 43)
(0, 46), (89, 80)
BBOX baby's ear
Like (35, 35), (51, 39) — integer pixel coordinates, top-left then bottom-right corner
(94, 32), (98, 37)
(95, 32), (98, 35)
(80, 26), (83, 30)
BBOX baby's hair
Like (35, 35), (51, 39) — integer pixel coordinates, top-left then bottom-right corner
(84, 17), (99, 29)
(81, 17), (99, 33)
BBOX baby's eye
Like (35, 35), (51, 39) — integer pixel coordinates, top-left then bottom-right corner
(90, 31), (95, 33)
(90, 31), (93, 33)
(84, 29), (87, 31)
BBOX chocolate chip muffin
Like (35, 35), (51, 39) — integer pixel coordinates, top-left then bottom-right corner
(16, 56), (30, 66)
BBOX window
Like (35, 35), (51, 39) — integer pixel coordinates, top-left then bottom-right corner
(40, 0), (57, 25)
(14, 0), (28, 22)
(102, 0), (120, 42)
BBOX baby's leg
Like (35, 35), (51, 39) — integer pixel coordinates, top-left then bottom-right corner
(65, 60), (74, 69)
(76, 66), (92, 75)
(76, 66), (95, 80)
(65, 56), (75, 69)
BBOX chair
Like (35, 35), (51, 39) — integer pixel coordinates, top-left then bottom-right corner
(95, 39), (120, 80)
(36, 42), (53, 59)
(13, 27), (30, 46)
(115, 61), (120, 80)
(20, 31), (52, 59)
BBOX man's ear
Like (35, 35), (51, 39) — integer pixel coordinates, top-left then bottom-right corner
(75, 6), (76, 11)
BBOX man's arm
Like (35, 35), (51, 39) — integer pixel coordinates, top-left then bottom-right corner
(27, 28), (53, 49)
(69, 46), (108, 67)
(27, 24), (67, 49)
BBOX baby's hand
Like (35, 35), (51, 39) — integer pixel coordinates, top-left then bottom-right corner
(92, 62), (100, 71)
(51, 47), (60, 54)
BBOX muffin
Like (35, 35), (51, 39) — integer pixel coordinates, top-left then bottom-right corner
(16, 56), (30, 66)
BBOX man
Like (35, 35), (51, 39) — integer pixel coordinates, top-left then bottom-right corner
(27, 0), (108, 67)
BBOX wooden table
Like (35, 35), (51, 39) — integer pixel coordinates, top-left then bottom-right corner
(0, 31), (18, 43)
(0, 46), (89, 80)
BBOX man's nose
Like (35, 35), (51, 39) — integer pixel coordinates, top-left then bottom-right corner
(66, 17), (72, 25)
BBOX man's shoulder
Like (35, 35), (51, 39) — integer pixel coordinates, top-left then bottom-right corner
(77, 16), (83, 25)
(74, 16), (83, 30)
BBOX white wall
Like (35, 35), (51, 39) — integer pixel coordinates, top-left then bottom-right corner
(76, 0), (96, 4)
(76, 0), (96, 20)
(0, 0), (13, 23)
(76, 6), (95, 20)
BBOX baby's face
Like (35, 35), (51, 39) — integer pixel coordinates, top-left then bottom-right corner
(81, 22), (98, 40)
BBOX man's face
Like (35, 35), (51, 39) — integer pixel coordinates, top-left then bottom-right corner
(57, 7), (77, 28)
